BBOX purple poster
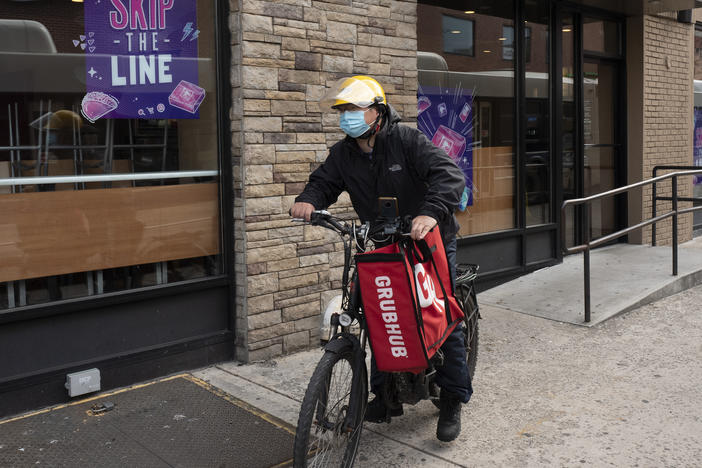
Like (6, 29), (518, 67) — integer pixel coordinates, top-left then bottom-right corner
(695, 108), (702, 185)
(417, 86), (474, 210)
(81, 0), (204, 122)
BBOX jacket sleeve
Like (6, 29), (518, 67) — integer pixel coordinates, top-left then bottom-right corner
(404, 127), (465, 223)
(294, 149), (346, 210)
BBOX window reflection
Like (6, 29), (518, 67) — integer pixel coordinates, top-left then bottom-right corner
(418, 1), (515, 236)
(443, 15), (475, 57)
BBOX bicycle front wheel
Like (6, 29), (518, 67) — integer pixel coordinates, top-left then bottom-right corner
(293, 349), (366, 468)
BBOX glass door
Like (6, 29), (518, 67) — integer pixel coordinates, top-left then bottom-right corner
(559, 12), (624, 249)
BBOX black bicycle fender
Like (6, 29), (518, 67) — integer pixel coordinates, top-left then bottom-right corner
(324, 332), (359, 355)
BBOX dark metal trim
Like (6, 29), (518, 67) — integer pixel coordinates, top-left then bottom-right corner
(0, 277), (229, 325)
(214, 0), (235, 335)
(558, 0), (627, 20)
(458, 223), (558, 245)
(0, 330), (233, 387)
(525, 223), (558, 233)
(473, 257), (560, 285)
(0, 332), (235, 418)
(581, 49), (623, 60)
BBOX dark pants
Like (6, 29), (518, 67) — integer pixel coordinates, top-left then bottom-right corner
(370, 238), (473, 403)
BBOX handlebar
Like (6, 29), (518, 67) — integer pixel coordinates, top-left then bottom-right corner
(291, 210), (354, 235)
(291, 209), (412, 243)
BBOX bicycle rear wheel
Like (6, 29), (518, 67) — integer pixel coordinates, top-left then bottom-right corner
(460, 287), (479, 379)
(293, 349), (366, 467)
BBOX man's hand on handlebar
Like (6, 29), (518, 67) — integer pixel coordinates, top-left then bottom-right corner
(410, 215), (438, 241)
(290, 201), (315, 221)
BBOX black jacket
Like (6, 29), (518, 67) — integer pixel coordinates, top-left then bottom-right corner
(295, 105), (465, 240)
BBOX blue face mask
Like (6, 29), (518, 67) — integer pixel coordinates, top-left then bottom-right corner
(339, 110), (370, 138)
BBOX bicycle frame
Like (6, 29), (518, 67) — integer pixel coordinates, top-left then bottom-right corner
(298, 210), (413, 433)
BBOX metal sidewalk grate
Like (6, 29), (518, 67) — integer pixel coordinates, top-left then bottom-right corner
(0, 374), (294, 468)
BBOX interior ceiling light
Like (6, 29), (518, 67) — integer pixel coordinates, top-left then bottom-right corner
(483, 50), (492, 53)
(451, 30), (462, 34)
(498, 37), (507, 41)
(562, 28), (572, 32)
(464, 10), (475, 14)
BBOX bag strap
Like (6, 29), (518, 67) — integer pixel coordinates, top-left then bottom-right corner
(411, 238), (436, 264)
(428, 252), (453, 323)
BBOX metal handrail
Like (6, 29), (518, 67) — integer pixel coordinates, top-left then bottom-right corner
(561, 168), (702, 323)
(652, 165), (702, 242)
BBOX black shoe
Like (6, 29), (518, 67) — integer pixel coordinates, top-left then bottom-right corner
(364, 395), (403, 423)
(436, 390), (462, 442)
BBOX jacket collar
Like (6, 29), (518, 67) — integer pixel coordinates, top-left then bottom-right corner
(343, 104), (402, 155)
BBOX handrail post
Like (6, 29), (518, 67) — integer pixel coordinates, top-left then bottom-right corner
(672, 175), (678, 276)
(651, 171), (657, 246)
(583, 204), (591, 323)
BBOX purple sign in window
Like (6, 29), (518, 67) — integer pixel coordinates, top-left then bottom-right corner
(81, 0), (203, 122)
(417, 87), (474, 210)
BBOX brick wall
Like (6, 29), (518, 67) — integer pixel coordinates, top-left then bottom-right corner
(641, 13), (694, 245)
(231, 0), (418, 362)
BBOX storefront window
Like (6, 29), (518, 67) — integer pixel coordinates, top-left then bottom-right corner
(418, 1), (515, 237)
(0, 2), (221, 309)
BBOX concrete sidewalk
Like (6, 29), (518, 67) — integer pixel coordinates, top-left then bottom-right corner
(479, 236), (702, 326)
(195, 283), (702, 467)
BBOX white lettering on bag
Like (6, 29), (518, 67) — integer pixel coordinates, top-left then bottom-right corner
(413, 263), (445, 314)
(374, 276), (408, 358)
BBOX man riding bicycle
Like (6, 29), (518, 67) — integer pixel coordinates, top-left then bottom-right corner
(290, 75), (472, 442)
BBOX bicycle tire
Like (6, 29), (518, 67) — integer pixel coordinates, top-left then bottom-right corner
(293, 349), (366, 468)
(461, 288), (479, 379)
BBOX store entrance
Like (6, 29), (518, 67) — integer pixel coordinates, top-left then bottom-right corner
(561, 13), (625, 250)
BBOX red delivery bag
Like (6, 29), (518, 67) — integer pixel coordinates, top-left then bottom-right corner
(355, 228), (464, 373)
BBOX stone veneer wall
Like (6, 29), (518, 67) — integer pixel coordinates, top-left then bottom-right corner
(641, 13), (694, 245)
(231, 0), (418, 362)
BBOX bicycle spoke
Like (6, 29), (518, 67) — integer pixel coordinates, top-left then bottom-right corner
(302, 357), (360, 467)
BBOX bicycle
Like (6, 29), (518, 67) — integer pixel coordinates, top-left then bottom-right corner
(292, 209), (480, 467)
